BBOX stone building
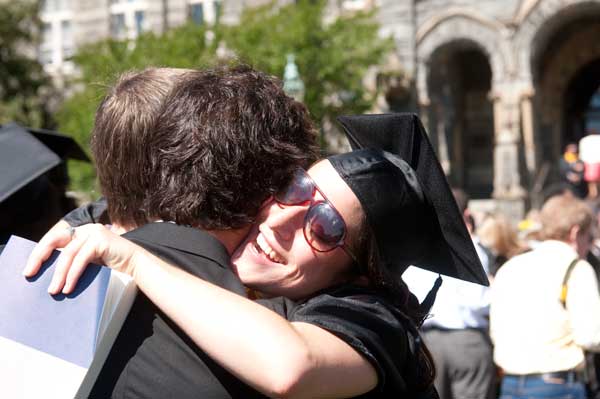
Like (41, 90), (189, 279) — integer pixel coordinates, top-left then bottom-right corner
(39, 0), (222, 80)
(379, 0), (600, 214)
(39, 0), (600, 213)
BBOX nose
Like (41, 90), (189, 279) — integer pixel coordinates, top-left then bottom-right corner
(266, 203), (307, 242)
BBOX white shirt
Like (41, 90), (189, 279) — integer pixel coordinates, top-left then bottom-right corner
(402, 238), (491, 330)
(579, 134), (600, 163)
(490, 240), (600, 374)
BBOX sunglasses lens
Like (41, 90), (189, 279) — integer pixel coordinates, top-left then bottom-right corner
(275, 170), (314, 205)
(304, 202), (346, 251)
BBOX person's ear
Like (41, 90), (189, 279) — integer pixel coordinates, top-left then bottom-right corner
(569, 225), (580, 244)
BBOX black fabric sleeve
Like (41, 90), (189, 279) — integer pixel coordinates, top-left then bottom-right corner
(63, 197), (109, 226)
(255, 296), (297, 317)
(286, 289), (410, 393)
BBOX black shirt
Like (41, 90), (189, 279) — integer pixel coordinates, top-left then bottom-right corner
(89, 222), (266, 399)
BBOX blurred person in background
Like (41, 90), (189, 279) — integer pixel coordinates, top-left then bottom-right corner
(559, 143), (587, 199)
(477, 214), (529, 276)
(403, 188), (495, 399)
(517, 209), (544, 248)
(580, 133), (600, 199)
(490, 194), (600, 399)
(586, 200), (600, 271)
(583, 199), (600, 399)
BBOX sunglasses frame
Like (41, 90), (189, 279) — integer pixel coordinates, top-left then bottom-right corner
(274, 169), (358, 263)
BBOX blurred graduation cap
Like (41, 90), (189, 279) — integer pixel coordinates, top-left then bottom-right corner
(0, 122), (89, 204)
(330, 113), (488, 286)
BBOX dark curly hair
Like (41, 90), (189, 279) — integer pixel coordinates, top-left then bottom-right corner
(144, 65), (319, 229)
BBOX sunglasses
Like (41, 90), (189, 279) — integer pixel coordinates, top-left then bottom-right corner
(274, 169), (356, 260)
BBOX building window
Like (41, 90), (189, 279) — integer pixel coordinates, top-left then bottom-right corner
(39, 0), (73, 71)
(41, 0), (71, 12)
(189, 0), (219, 25)
(341, 0), (369, 11)
(61, 20), (73, 59)
(39, 23), (53, 65)
(189, 3), (204, 25)
(110, 13), (127, 39)
(214, 0), (221, 22)
(110, 1), (146, 40)
(134, 10), (145, 35)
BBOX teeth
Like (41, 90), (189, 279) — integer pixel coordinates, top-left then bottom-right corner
(256, 233), (284, 264)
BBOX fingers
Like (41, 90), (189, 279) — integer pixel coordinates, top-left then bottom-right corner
(62, 238), (102, 294)
(23, 220), (73, 278)
(26, 222), (134, 295)
(48, 232), (87, 295)
(48, 224), (116, 295)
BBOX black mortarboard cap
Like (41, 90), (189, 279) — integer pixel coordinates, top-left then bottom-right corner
(25, 126), (89, 162)
(0, 122), (88, 204)
(329, 113), (488, 286)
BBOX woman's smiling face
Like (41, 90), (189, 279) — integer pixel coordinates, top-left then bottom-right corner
(230, 159), (364, 300)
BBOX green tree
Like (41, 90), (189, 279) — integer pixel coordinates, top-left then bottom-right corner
(56, 23), (219, 192)
(58, 1), (392, 193)
(0, 1), (53, 128)
(223, 0), (393, 139)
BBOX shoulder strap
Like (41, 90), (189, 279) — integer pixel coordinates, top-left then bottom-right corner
(560, 258), (580, 308)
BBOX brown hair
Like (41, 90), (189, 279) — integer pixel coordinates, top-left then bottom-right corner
(144, 64), (319, 229)
(478, 214), (528, 262)
(91, 67), (190, 227)
(540, 194), (593, 241)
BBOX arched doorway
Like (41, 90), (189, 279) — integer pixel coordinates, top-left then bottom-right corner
(564, 59), (600, 144)
(427, 42), (494, 198)
(531, 9), (600, 168)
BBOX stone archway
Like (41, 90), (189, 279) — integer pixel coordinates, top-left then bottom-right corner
(425, 42), (495, 198)
(563, 59), (600, 142)
(416, 10), (511, 105)
(514, 0), (600, 82)
(516, 2), (600, 170)
(415, 10), (512, 199)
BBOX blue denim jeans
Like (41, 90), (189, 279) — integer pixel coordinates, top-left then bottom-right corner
(500, 374), (586, 399)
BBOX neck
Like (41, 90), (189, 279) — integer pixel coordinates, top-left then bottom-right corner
(205, 226), (251, 255)
(110, 223), (134, 235)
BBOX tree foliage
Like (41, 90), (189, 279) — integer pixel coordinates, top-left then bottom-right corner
(58, 1), (392, 193)
(224, 0), (393, 129)
(0, 1), (53, 128)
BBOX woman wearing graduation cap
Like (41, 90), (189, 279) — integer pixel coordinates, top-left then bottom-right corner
(28, 114), (487, 397)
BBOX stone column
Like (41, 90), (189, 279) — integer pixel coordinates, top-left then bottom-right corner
(490, 88), (526, 200)
(520, 88), (536, 179)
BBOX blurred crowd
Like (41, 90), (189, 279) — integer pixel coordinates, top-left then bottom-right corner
(404, 187), (600, 399)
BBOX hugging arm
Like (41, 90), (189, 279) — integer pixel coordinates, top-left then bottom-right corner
(24, 224), (377, 399)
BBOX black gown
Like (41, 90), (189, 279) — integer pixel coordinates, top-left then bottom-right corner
(260, 285), (439, 398)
